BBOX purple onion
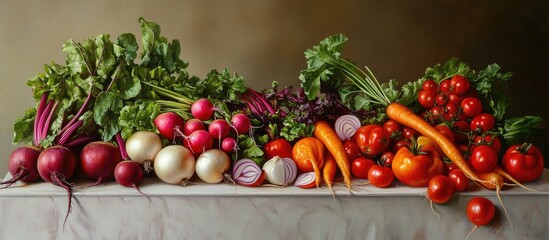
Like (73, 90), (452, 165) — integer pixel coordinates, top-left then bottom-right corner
(232, 159), (264, 187)
(334, 114), (361, 140)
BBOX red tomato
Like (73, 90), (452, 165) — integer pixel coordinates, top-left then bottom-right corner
(473, 134), (502, 153)
(402, 127), (419, 140)
(435, 125), (455, 143)
(427, 175), (455, 204)
(439, 79), (452, 93)
(501, 143), (544, 182)
(392, 145), (444, 187)
(452, 120), (470, 143)
(263, 138), (293, 160)
(447, 94), (463, 106)
(392, 139), (410, 152)
(379, 151), (395, 166)
(461, 97), (483, 118)
(382, 120), (402, 141)
(442, 103), (459, 121)
(450, 75), (470, 95)
(422, 79), (438, 91)
(368, 165), (394, 188)
(435, 93), (448, 106)
(343, 140), (361, 160)
(448, 169), (469, 191)
(467, 197), (496, 226)
(418, 89), (437, 109)
(470, 113), (495, 134)
(443, 162), (459, 175)
(351, 157), (376, 179)
(429, 106), (444, 124)
(470, 145), (498, 173)
(353, 125), (390, 156)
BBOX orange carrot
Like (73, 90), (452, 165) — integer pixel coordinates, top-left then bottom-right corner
(292, 137), (325, 187)
(314, 121), (352, 191)
(475, 170), (513, 229)
(386, 103), (483, 184)
(494, 166), (536, 192)
(323, 152), (337, 195)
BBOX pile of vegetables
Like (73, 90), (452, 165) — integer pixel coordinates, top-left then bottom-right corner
(1, 19), (545, 238)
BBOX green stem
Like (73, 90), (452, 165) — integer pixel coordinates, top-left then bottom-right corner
(141, 81), (194, 104)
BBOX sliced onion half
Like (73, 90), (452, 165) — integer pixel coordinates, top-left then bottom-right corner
(232, 159), (265, 187)
(334, 115), (361, 141)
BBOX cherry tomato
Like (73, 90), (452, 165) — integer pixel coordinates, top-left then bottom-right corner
(502, 143), (544, 182)
(452, 120), (470, 143)
(448, 169), (469, 191)
(442, 103), (459, 121)
(443, 162), (459, 175)
(435, 125), (455, 143)
(473, 134), (502, 153)
(447, 94), (463, 106)
(435, 93), (448, 106)
(392, 139), (410, 152)
(382, 120), (402, 142)
(461, 97), (483, 118)
(402, 127), (419, 140)
(450, 75), (470, 95)
(353, 125), (390, 156)
(427, 175), (455, 204)
(263, 138), (293, 160)
(379, 151), (395, 166)
(418, 89), (437, 109)
(343, 140), (361, 160)
(470, 113), (496, 134)
(368, 165), (394, 188)
(429, 106), (444, 124)
(439, 79), (452, 93)
(351, 157), (376, 179)
(470, 145), (498, 173)
(422, 79), (438, 91)
(467, 197), (496, 226)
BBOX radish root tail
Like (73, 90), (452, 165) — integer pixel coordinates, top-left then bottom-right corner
(0, 170), (27, 189)
(51, 173), (74, 231)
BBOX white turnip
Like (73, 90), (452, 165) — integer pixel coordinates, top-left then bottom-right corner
(37, 146), (76, 228)
(191, 98), (215, 121)
(125, 131), (163, 171)
(154, 112), (184, 141)
(80, 141), (122, 185)
(195, 149), (231, 183)
(154, 145), (195, 185)
(0, 146), (42, 188)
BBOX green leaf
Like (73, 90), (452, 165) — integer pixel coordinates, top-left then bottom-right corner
(398, 79), (422, 107)
(118, 100), (161, 139)
(237, 134), (265, 165)
(500, 116), (543, 145)
(12, 108), (36, 145)
(280, 116), (314, 141)
(472, 63), (512, 121)
(116, 74), (141, 99)
(94, 92), (124, 141)
(422, 58), (473, 82)
(114, 33), (139, 64)
(94, 34), (116, 80)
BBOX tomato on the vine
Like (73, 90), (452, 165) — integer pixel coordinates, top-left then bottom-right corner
(470, 145), (498, 173)
(368, 165), (394, 188)
(427, 175), (455, 204)
(461, 97), (483, 118)
(447, 93), (463, 106)
(353, 125), (390, 156)
(439, 79), (452, 93)
(450, 75), (470, 95)
(470, 113), (496, 134)
(351, 157), (376, 179)
(442, 103), (459, 121)
(452, 120), (470, 143)
(379, 151), (395, 166)
(448, 169), (469, 191)
(473, 134), (502, 153)
(467, 197), (496, 226)
(501, 143), (544, 182)
(435, 93), (448, 106)
(402, 127), (419, 140)
(382, 120), (402, 141)
(392, 139), (443, 187)
(263, 138), (293, 160)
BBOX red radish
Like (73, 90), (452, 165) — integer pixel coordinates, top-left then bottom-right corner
(154, 112), (184, 141)
(37, 146), (76, 228)
(191, 98), (215, 121)
(0, 146), (42, 188)
(231, 113), (251, 135)
(114, 160), (147, 197)
(221, 137), (238, 153)
(294, 172), (316, 189)
(80, 141), (122, 185)
(183, 119), (206, 136)
(208, 119), (230, 139)
(183, 130), (214, 157)
(232, 158), (265, 187)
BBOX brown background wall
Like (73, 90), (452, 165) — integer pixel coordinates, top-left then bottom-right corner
(1, 0), (547, 175)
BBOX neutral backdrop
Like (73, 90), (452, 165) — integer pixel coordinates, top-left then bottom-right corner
(1, 0), (548, 176)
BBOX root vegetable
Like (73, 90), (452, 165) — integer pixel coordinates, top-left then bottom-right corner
(195, 149), (230, 183)
(154, 145), (195, 185)
(0, 146), (42, 188)
(125, 131), (163, 170)
(114, 160), (147, 196)
(154, 112), (184, 141)
(80, 141), (122, 185)
(262, 156), (297, 186)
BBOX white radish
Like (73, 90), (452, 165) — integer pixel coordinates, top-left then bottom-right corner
(154, 145), (196, 185)
(195, 149), (231, 183)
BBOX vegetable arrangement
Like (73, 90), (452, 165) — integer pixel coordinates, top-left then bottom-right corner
(1, 19), (545, 238)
